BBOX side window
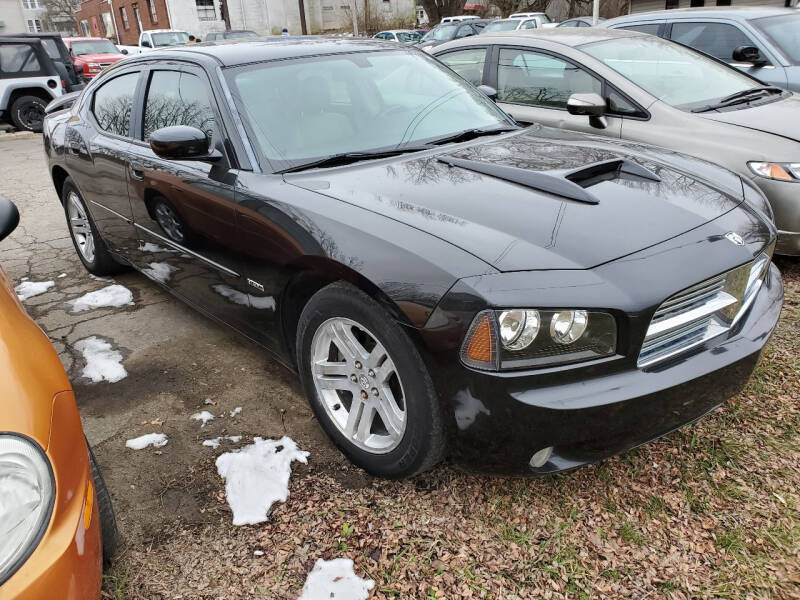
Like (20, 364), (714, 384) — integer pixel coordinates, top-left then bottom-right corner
(670, 22), (758, 62)
(92, 72), (139, 137)
(142, 70), (216, 141)
(497, 48), (602, 108)
(438, 48), (487, 86)
(0, 44), (44, 76)
(521, 19), (537, 29)
(455, 25), (473, 38)
(617, 23), (661, 35)
(607, 89), (640, 116)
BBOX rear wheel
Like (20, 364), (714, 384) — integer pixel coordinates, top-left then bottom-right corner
(88, 443), (118, 565)
(62, 177), (127, 275)
(9, 95), (47, 133)
(297, 282), (445, 478)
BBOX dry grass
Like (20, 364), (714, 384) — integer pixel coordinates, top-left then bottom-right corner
(104, 258), (800, 600)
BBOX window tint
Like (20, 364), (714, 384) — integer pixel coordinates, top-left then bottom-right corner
(438, 48), (487, 86)
(0, 44), (43, 75)
(670, 22), (757, 62)
(497, 48), (601, 108)
(143, 70), (215, 141)
(455, 24), (474, 38)
(92, 72), (139, 136)
(520, 19), (538, 30)
(607, 89), (639, 115)
(617, 23), (661, 35)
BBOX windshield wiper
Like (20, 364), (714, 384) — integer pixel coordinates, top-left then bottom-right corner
(277, 145), (434, 174)
(691, 86), (783, 113)
(425, 126), (520, 146)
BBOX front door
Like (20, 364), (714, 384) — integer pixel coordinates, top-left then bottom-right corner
(66, 69), (141, 253)
(124, 66), (253, 330)
(492, 46), (623, 137)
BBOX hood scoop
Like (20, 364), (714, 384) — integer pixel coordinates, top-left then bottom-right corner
(437, 156), (661, 205)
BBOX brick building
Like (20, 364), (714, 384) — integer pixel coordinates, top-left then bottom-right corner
(74, 0), (415, 45)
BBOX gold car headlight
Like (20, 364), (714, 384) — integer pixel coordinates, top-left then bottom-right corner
(0, 434), (54, 584)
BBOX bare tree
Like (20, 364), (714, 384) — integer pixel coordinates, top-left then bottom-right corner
(41, 0), (80, 33)
(419, 0), (471, 25)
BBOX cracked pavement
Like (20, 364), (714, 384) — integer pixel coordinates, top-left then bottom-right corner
(0, 135), (346, 553)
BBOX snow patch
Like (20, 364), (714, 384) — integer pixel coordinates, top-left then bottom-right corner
(229, 406), (242, 417)
(74, 336), (127, 383)
(89, 274), (114, 283)
(191, 410), (214, 426)
(138, 242), (173, 253)
(57, 273), (67, 278)
(126, 433), (168, 449)
(67, 284), (134, 312)
(15, 280), (54, 300)
(298, 558), (374, 600)
(202, 435), (242, 449)
(215, 436), (308, 526)
(142, 262), (177, 284)
(212, 284), (275, 310)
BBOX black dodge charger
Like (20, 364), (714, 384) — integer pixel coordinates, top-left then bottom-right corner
(43, 39), (783, 477)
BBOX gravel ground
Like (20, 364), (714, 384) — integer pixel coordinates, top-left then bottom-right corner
(1, 136), (798, 599)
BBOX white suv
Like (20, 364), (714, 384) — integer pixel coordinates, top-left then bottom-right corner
(0, 37), (64, 132)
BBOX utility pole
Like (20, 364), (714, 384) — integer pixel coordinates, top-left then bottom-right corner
(298, 0), (307, 34)
(107, 0), (120, 44)
(592, 0), (599, 25)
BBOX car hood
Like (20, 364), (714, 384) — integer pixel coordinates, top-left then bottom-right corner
(74, 52), (126, 62)
(699, 94), (800, 142)
(0, 266), (70, 449)
(286, 127), (745, 272)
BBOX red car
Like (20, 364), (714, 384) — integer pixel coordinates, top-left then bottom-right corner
(63, 37), (126, 81)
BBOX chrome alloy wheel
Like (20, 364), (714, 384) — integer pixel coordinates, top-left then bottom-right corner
(310, 317), (407, 454)
(67, 192), (95, 263)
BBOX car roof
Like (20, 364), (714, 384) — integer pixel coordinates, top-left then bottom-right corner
(123, 38), (416, 67)
(607, 6), (797, 22)
(456, 27), (645, 48)
(63, 37), (107, 41)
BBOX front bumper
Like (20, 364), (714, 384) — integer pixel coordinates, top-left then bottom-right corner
(750, 176), (800, 255)
(427, 262), (783, 474)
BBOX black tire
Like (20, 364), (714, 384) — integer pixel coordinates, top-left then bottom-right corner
(62, 177), (127, 276)
(296, 282), (445, 478)
(88, 442), (118, 565)
(9, 95), (47, 133)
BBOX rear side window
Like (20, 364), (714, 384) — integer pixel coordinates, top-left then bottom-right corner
(92, 72), (139, 136)
(0, 44), (44, 76)
(142, 70), (216, 141)
(438, 48), (487, 86)
(670, 22), (757, 62)
(617, 23), (661, 35)
(497, 48), (602, 108)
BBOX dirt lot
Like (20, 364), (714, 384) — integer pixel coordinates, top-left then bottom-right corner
(1, 134), (798, 599)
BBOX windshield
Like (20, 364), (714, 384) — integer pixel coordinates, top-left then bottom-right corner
(71, 39), (120, 55)
(227, 50), (511, 171)
(483, 20), (520, 32)
(422, 24), (458, 41)
(225, 31), (258, 39)
(152, 32), (190, 47)
(582, 36), (761, 109)
(397, 31), (422, 42)
(751, 14), (800, 65)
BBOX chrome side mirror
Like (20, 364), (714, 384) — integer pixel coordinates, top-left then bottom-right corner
(567, 92), (608, 129)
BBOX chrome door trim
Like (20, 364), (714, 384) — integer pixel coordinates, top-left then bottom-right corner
(133, 223), (240, 278)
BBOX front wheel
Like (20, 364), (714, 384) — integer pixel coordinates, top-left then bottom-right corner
(296, 282), (445, 478)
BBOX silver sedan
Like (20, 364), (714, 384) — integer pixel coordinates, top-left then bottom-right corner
(432, 28), (800, 255)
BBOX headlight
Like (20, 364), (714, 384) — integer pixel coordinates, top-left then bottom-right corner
(0, 435), (54, 584)
(747, 162), (800, 182)
(461, 309), (617, 370)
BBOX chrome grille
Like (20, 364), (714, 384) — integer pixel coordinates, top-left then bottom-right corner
(638, 252), (771, 367)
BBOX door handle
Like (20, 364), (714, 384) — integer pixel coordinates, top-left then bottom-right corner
(128, 163), (144, 180)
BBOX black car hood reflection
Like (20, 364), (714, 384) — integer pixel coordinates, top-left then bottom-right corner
(286, 127), (744, 271)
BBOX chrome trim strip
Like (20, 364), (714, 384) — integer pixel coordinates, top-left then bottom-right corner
(134, 223), (239, 278)
(645, 293), (737, 339)
(90, 200), (131, 223)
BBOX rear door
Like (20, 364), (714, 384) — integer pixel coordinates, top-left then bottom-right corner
(436, 46), (490, 87)
(124, 63), (253, 330)
(665, 20), (788, 89)
(491, 46), (623, 136)
(65, 67), (141, 252)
